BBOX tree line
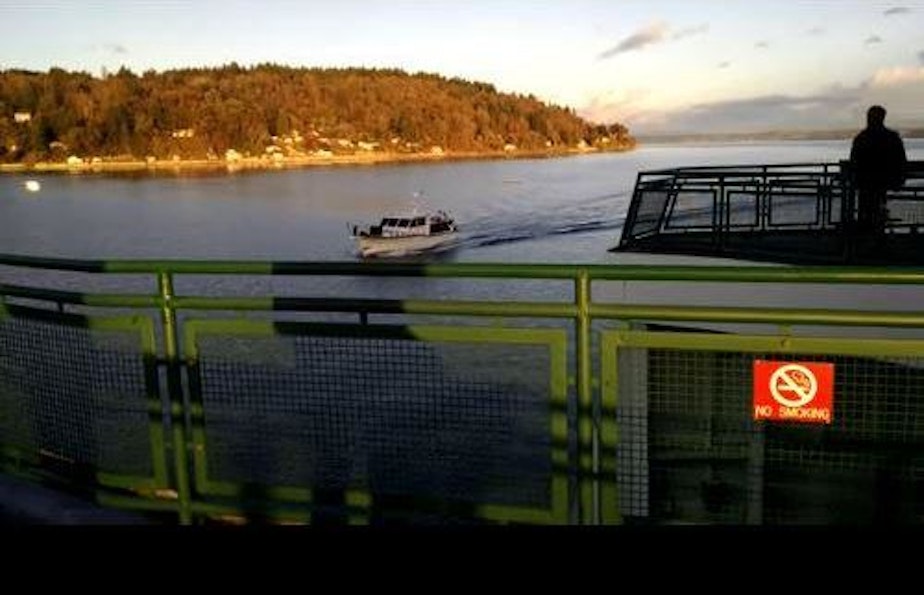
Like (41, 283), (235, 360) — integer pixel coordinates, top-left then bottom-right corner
(0, 64), (635, 163)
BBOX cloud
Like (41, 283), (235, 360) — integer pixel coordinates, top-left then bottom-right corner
(865, 35), (883, 45)
(672, 24), (709, 40)
(806, 26), (825, 36)
(657, 93), (861, 133)
(585, 92), (852, 134)
(755, 41), (769, 49)
(884, 7), (911, 16)
(89, 43), (128, 55)
(717, 61), (731, 69)
(581, 89), (654, 125)
(598, 22), (668, 59)
(585, 64), (924, 135)
(870, 66), (924, 86)
(597, 21), (708, 60)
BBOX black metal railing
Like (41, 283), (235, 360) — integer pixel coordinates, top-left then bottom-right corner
(617, 161), (924, 264)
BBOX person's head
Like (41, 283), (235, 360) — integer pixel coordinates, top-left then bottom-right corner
(867, 105), (887, 128)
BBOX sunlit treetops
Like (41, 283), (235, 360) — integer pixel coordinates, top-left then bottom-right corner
(0, 63), (634, 162)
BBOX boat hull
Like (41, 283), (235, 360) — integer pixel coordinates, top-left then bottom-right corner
(356, 231), (456, 257)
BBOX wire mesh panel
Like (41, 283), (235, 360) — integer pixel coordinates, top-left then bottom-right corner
(726, 190), (760, 228)
(602, 329), (924, 525)
(626, 187), (672, 239)
(665, 189), (716, 230)
(886, 195), (924, 230)
(767, 190), (822, 227)
(0, 304), (164, 489)
(184, 320), (568, 524)
(762, 354), (924, 524)
(639, 348), (759, 524)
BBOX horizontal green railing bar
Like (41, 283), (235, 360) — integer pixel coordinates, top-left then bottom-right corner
(611, 330), (924, 359)
(96, 492), (183, 514)
(184, 501), (320, 523)
(174, 296), (577, 317)
(171, 296), (274, 310)
(11, 288), (918, 327)
(0, 253), (111, 272)
(0, 284), (159, 308)
(5, 253), (924, 284)
(589, 304), (924, 327)
(581, 265), (924, 284)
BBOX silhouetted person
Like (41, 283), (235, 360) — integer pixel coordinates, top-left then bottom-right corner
(849, 105), (907, 234)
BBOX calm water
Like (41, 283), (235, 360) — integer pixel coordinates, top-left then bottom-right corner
(4, 140), (922, 264)
(4, 140), (924, 321)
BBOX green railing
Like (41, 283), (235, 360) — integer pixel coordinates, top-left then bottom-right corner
(3, 254), (924, 524)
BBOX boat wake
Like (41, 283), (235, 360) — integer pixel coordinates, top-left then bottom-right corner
(457, 192), (628, 250)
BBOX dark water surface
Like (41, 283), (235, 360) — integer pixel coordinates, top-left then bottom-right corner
(2, 140), (924, 313)
(5, 140), (922, 263)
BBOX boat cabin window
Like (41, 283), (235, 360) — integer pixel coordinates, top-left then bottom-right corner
(379, 216), (438, 229)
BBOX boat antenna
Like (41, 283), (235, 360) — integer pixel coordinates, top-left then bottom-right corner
(411, 189), (425, 214)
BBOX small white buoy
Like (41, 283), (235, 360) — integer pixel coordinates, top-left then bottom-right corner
(24, 180), (41, 192)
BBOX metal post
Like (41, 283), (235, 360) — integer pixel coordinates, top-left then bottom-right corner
(839, 160), (855, 262)
(711, 177), (721, 250)
(576, 270), (598, 523)
(720, 176), (728, 251)
(158, 271), (193, 524)
(620, 172), (644, 247)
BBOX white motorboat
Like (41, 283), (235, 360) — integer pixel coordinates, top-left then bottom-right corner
(351, 210), (457, 257)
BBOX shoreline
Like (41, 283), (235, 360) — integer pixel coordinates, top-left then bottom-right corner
(0, 146), (635, 175)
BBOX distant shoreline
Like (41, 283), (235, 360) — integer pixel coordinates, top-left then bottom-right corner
(638, 129), (924, 145)
(0, 146), (635, 175)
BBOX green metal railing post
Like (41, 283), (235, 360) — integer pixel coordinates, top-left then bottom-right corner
(576, 269), (598, 524)
(158, 271), (193, 524)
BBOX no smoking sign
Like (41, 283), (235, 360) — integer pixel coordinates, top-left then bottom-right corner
(753, 360), (834, 424)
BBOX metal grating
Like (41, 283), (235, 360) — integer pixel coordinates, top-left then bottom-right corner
(665, 190), (715, 230)
(192, 332), (555, 513)
(767, 191), (821, 226)
(613, 347), (924, 524)
(0, 311), (154, 479)
(727, 190), (760, 228)
(886, 195), (924, 228)
(628, 189), (671, 238)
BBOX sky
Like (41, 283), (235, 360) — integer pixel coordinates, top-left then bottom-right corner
(1, 0), (923, 136)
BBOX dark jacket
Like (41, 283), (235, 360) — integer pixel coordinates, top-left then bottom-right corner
(850, 125), (908, 191)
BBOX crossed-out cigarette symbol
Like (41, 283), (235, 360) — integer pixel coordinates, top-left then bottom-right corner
(769, 364), (818, 408)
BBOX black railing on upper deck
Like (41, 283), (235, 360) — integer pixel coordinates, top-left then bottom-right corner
(615, 161), (924, 264)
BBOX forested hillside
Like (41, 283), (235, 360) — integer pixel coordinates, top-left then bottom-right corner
(0, 64), (634, 163)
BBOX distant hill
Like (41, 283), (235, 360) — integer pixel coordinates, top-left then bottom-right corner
(0, 64), (635, 163)
(639, 127), (923, 145)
